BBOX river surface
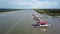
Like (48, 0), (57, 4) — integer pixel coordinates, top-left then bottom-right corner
(0, 10), (60, 34)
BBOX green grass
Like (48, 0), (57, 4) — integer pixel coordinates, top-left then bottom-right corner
(0, 9), (22, 12)
(35, 9), (60, 16)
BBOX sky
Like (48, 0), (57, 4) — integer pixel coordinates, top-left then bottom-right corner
(0, 0), (60, 9)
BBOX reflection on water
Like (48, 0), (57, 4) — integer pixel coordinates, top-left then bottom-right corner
(40, 26), (48, 32)
(32, 25), (48, 32)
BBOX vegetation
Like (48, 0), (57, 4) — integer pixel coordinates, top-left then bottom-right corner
(35, 9), (60, 16)
(0, 9), (23, 12)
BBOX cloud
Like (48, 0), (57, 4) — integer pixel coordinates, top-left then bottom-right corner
(11, 0), (60, 9)
(11, 1), (33, 5)
(32, 0), (59, 8)
(11, 1), (15, 4)
(16, 2), (33, 5)
(0, 0), (59, 9)
(0, 4), (2, 6)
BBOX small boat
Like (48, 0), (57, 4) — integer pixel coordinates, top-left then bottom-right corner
(32, 24), (51, 27)
(40, 24), (51, 27)
(32, 13), (51, 27)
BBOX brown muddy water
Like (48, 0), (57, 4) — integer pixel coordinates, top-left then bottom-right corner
(0, 10), (60, 34)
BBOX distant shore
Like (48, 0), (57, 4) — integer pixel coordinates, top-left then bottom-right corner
(0, 9), (23, 12)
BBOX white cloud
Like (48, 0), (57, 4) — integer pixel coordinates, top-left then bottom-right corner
(11, 1), (33, 5)
(0, 3), (2, 6)
(11, 1), (16, 4)
(16, 2), (33, 5)
(11, 0), (59, 9)
(32, 0), (59, 8)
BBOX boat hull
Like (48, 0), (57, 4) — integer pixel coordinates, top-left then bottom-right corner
(40, 24), (51, 27)
(32, 24), (51, 27)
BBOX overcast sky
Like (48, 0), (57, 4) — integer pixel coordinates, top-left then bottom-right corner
(0, 0), (60, 9)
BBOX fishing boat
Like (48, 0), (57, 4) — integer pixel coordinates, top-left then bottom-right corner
(40, 24), (51, 27)
(32, 13), (51, 27)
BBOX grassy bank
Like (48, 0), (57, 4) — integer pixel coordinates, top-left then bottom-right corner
(35, 9), (46, 13)
(35, 9), (60, 16)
